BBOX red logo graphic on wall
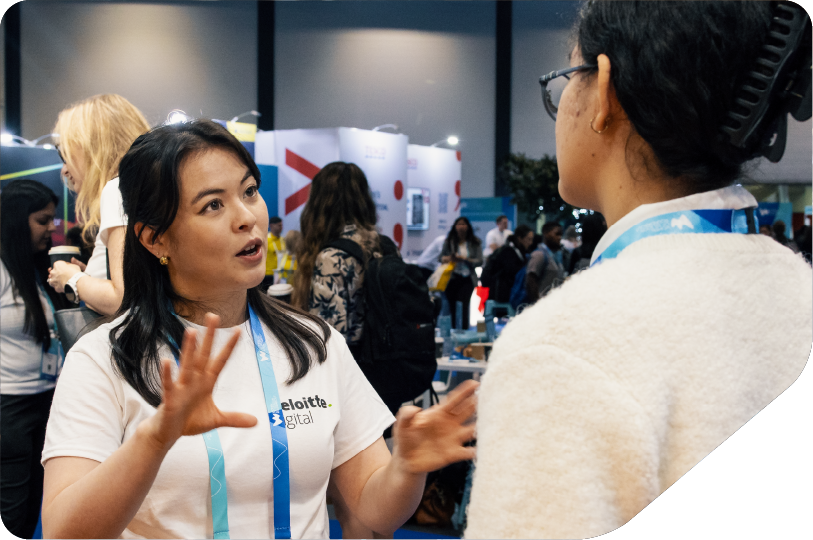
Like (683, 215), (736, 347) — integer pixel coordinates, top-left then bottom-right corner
(454, 180), (461, 211)
(284, 149), (321, 215)
(393, 223), (404, 250)
(394, 180), (404, 201)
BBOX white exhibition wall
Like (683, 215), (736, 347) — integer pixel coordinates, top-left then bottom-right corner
(405, 145), (462, 258)
(255, 128), (409, 250)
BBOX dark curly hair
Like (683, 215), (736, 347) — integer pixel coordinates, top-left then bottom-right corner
(576, 0), (774, 193)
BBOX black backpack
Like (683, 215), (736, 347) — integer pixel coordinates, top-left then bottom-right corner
(325, 235), (437, 414)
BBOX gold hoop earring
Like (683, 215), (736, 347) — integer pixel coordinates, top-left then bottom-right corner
(159, 256), (169, 266)
(590, 116), (609, 134)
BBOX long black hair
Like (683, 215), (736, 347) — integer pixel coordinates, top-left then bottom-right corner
(507, 224), (534, 255)
(445, 216), (481, 251)
(576, 1), (777, 193)
(115, 120), (331, 407)
(0, 180), (65, 347)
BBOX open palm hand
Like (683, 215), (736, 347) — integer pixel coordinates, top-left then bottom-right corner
(392, 380), (478, 474)
(143, 313), (257, 450)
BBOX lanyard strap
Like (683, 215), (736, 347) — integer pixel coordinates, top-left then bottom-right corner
(169, 305), (292, 539)
(37, 284), (61, 354)
(168, 341), (231, 539)
(248, 305), (292, 539)
(592, 207), (757, 266)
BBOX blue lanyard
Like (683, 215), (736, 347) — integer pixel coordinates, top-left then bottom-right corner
(168, 305), (292, 539)
(248, 305), (292, 539)
(38, 284), (62, 378)
(592, 207), (757, 266)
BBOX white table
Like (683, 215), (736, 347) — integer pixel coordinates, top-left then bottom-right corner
(436, 357), (488, 376)
(417, 357), (488, 409)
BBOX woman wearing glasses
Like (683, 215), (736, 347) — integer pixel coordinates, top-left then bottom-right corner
(40, 120), (477, 538)
(466, 2), (812, 538)
(47, 94), (150, 316)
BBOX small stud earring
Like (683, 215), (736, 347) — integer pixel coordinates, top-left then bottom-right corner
(159, 256), (169, 266)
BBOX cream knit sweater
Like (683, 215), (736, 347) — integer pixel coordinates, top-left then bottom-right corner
(465, 228), (811, 539)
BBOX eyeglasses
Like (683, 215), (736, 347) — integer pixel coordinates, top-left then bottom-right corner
(539, 64), (597, 121)
(54, 144), (66, 164)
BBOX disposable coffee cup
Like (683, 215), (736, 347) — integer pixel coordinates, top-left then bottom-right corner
(49, 246), (81, 266)
(267, 283), (293, 304)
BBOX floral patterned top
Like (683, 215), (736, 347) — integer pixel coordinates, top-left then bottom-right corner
(308, 225), (375, 345)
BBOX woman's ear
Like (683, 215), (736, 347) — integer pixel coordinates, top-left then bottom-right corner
(133, 222), (166, 260)
(594, 53), (622, 132)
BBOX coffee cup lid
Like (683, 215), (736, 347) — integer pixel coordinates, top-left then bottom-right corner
(267, 283), (294, 296)
(48, 246), (81, 254)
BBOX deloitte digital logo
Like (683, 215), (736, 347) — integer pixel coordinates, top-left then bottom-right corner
(280, 395), (330, 429)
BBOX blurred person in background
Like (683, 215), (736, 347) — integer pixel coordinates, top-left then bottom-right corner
(414, 234), (447, 282)
(65, 225), (93, 265)
(276, 229), (302, 284)
(440, 217), (484, 329)
(483, 224), (535, 305)
(46, 93), (150, 316)
(771, 219), (799, 253)
(483, 215), (512, 259)
(263, 216), (285, 290)
(1, 180), (70, 538)
(567, 213), (608, 274)
(525, 222), (565, 303)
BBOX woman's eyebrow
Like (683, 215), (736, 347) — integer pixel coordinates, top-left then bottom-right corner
(191, 188), (225, 205)
(191, 170), (253, 204)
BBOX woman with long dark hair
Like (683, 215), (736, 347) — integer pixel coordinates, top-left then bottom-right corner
(466, 2), (812, 537)
(0, 180), (68, 538)
(293, 161), (409, 538)
(440, 216), (483, 329)
(40, 120), (476, 539)
(293, 161), (379, 345)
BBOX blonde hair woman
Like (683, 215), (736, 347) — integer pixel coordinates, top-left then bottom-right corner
(47, 94), (150, 316)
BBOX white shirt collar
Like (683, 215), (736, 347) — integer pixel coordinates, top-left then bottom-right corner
(591, 185), (758, 264)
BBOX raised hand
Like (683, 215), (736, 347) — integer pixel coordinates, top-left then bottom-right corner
(142, 313), (257, 450)
(391, 379), (478, 474)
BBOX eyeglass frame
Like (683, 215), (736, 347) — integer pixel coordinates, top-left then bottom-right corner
(54, 144), (66, 164)
(539, 64), (597, 121)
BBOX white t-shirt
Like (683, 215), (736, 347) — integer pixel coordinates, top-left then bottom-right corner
(42, 314), (394, 539)
(0, 261), (58, 395)
(414, 235), (447, 271)
(85, 177), (127, 280)
(483, 227), (512, 258)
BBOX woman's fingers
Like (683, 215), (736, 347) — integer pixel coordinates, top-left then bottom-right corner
(217, 411), (258, 429)
(209, 328), (241, 377)
(177, 328), (198, 384)
(70, 257), (87, 271)
(450, 397), (478, 422)
(160, 358), (174, 399)
(457, 424), (476, 445)
(198, 313), (220, 364)
(395, 405), (421, 426)
(439, 380), (479, 412)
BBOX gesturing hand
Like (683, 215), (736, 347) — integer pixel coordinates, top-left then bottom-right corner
(392, 380), (478, 474)
(142, 313), (258, 451)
